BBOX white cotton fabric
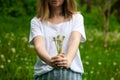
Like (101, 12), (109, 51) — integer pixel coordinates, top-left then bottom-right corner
(29, 13), (86, 76)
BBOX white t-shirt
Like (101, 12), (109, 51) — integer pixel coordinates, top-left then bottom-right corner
(29, 13), (86, 76)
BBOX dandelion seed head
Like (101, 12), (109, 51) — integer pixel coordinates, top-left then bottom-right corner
(84, 77), (87, 80)
(85, 56), (89, 59)
(90, 71), (94, 74)
(18, 66), (22, 70)
(85, 61), (89, 65)
(0, 65), (4, 69)
(110, 77), (114, 80)
(26, 66), (29, 69)
(98, 62), (102, 65)
(62, 35), (65, 40)
(8, 59), (11, 63)
(11, 32), (14, 37)
(11, 47), (16, 53)
(80, 45), (83, 49)
(53, 37), (56, 41)
(53, 34), (65, 54)
(113, 62), (117, 66)
(9, 33), (15, 40)
(1, 54), (4, 59)
(1, 54), (5, 61)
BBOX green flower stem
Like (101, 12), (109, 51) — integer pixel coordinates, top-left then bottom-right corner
(53, 35), (65, 54)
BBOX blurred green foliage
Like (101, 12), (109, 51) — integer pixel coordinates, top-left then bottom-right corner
(0, 0), (36, 17)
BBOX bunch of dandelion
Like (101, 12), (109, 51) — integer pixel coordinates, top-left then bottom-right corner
(53, 35), (65, 54)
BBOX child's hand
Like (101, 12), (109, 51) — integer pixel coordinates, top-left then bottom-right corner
(51, 53), (71, 68)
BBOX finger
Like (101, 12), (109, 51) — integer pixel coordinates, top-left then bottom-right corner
(55, 58), (67, 65)
(56, 57), (68, 68)
(51, 56), (60, 62)
(57, 62), (67, 67)
(57, 57), (67, 63)
(56, 61), (67, 65)
(51, 56), (59, 59)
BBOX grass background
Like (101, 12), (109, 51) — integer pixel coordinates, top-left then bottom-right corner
(0, 2), (120, 80)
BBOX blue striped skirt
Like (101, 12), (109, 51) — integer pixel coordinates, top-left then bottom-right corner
(34, 68), (82, 80)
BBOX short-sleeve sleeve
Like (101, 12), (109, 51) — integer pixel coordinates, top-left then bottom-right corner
(29, 17), (43, 45)
(71, 13), (86, 42)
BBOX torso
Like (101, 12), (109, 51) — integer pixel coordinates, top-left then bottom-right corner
(31, 13), (85, 76)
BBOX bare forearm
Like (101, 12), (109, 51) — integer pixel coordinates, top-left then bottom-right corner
(66, 32), (81, 64)
(66, 39), (80, 62)
(35, 46), (51, 64)
(33, 36), (51, 65)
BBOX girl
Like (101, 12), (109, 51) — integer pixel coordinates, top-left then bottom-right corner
(29, 0), (86, 80)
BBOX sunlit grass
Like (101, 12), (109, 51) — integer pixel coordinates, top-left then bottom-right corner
(80, 30), (120, 80)
(0, 16), (36, 80)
